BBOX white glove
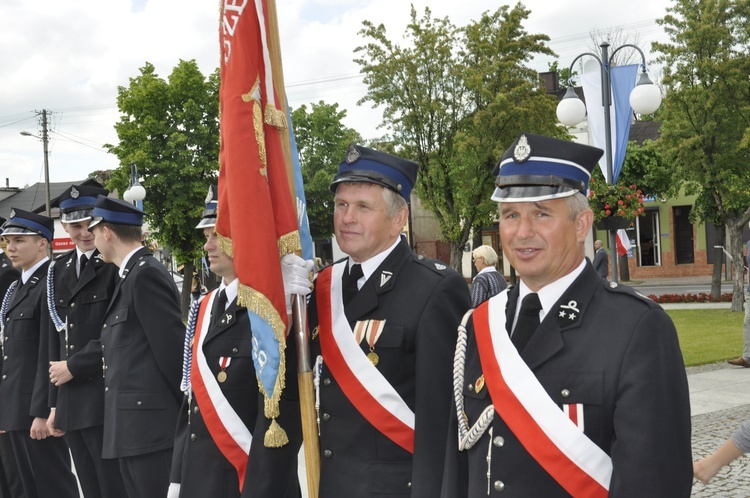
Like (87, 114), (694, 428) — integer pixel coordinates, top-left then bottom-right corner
(281, 254), (315, 314)
(167, 483), (180, 498)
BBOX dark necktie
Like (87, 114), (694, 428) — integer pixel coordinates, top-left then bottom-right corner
(342, 263), (363, 306)
(79, 254), (88, 279)
(511, 293), (542, 352)
(210, 289), (228, 327)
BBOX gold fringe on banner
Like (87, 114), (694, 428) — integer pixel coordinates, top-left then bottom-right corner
(278, 230), (301, 258)
(217, 233), (234, 258)
(264, 103), (287, 131)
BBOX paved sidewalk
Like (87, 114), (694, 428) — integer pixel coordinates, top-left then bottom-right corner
(689, 363), (750, 496)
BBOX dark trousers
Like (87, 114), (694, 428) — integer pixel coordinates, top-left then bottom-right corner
(7, 430), (78, 498)
(118, 448), (172, 498)
(66, 426), (127, 498)
(0, 432), (23, 498)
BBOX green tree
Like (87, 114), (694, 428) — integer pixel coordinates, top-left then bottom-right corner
(291, 101), (362, 242)
(653, 0), (750, 310)
(105, 60), (220, 317)
(355, 5), (564, 268)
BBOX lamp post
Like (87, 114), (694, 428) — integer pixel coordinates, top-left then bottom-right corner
(123, 162), (146, 207)
(556, 42), (662, 283)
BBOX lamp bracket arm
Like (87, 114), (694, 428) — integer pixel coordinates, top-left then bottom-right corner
(608, 44), (648, 71)
(566, 52), (602, 86)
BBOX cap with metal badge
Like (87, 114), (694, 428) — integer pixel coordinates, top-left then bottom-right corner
(330, 144), (419, 202)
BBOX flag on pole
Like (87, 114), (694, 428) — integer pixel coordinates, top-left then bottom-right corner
(288, 106), (314, 260)
(616, 229), (633, 257)
(217, 0), (301, 458)
(581, 63), (638, 182)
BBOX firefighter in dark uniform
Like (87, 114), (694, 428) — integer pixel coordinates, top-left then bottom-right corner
(44, 185), (127, 498)
(0, 209), (79, 498)
(0, 222), (23, 498)
(441, 133), (692, 497)
(88, 196), (184, 498)
(301, 144), (471, 497)
(168, 186), (302, 498)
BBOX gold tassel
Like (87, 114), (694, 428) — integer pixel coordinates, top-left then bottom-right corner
(277, 230), (302, 257)
(264, 418), (289, 448)
(217, 233), (234, 258)
(264, 104), (287, 130)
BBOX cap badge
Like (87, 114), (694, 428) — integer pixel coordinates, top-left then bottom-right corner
(345, 144), (361, 164)
(205, 187), (214, 204)
(513, 134), (532, 163)
(9, 209), (15, 219)
(70, 187), (80, 199)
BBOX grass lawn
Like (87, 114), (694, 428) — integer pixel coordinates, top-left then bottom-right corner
(667, 309), (745, 366)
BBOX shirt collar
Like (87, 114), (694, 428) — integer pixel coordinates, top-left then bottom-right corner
(119, 246), (143, 277)
(516, 258), (587, 324)
(347, 237), (401, 289)
(22, 257), (49, 284)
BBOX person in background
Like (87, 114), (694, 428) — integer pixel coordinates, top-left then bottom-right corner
(0, 209), (79, 498)
(694, 418), (750, 484)
(470, 245), (507, 307)
(44, 185), (126, 498)
(169, 186), (303, 498)
(0, 222), (22, 498)
(88, 196), (184, 498)
(592, 239), (609, 279)
(296, 144), (471, 497)
(728, 236), (750, 367)
(441, 133), (692, 497)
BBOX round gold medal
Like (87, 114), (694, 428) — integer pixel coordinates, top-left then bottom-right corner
(367, 351), (379, 365)
(217, 371), (228, 383)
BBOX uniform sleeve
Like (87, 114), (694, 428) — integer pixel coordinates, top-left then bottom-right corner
(440, 399), (469, 498)
(31, 287), (52, 418)
(132, 265), (184, 402)
(170, 395), (190, 484)
(608, 307), (692, 497)
(411, 271), (471, 497)
(43, 287), (60, 408)
(66, 338), (104, 380)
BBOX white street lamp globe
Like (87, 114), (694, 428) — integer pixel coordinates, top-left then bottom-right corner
(123, 188), (133, 203)
(630, 73), (662, 115)
(129, 183), (146, 202)
(556, 88), (587, 126)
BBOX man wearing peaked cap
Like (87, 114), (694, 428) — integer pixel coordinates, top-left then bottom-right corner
(284, 143), (471, 497)
(88, 194), (185, 497)
(441, 133), (692, 497)
(169, 186), (303, 498)
(44, 185), (127, 498)
(0, 218), (23, 498)
(0, 209), (79, 498)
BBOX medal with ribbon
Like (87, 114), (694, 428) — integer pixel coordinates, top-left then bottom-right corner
(353, 319), (386, 365)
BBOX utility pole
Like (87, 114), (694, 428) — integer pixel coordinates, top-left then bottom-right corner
(41, 109), (51, 217)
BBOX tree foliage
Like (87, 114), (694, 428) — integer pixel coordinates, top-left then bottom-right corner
(105, 60), (220, 316)
(354, 5), (564, 268)
(291, 101), (361, 241)
(653, 0), (750, 310)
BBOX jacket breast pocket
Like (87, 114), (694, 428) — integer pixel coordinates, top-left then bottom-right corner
(80, 287), (109, 305)
(8, 307), (35, 340)
(107, 308), (132, 348)
(375, 323), (404, 348)
(539, 371), (604, 439)
(213, 338), (253, 358)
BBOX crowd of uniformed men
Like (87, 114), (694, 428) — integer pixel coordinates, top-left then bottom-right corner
(0, 133), (692, 498)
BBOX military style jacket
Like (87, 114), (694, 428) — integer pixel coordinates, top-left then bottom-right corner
(45, 249), (118, 431)
(100, 247), (184, 458)
(171, 292), (301, 498)
(0, 261), (50, 431)
(441, 263), (693, 497)
(309, 240), (471, 498)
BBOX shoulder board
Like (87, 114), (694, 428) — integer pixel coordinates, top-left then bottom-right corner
(603, 281), (657, 306)
(414, 254), (453, 275)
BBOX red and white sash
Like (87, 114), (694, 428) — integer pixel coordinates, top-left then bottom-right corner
(316, 263), (415, 453)
(473, 292), (612, 496)
(191, 290), (253, 489)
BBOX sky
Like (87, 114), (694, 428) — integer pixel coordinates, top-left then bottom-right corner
(0, 0), (675, 190)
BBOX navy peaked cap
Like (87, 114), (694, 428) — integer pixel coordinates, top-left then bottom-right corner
(492, 133), (604, 203)
(2, 208), (54, 241)
(330, 144), (419, 201)
(88, 195), (145, 230)
(50, 184), (109, 223)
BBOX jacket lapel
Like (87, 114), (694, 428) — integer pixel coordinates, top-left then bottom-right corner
(204, 298), (242, 343)
(8, 261), (49, 312)
(521, 264), (599, 370)
(106, 247), (150, 315)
